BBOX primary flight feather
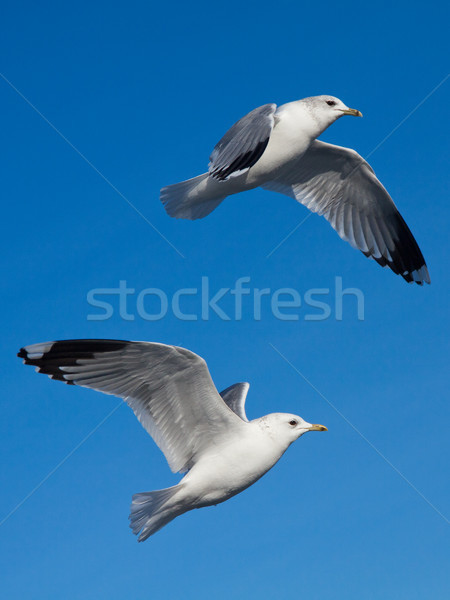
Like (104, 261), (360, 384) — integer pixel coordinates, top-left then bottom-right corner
(160, 95), (430, 285)
(18, 339), (327, 541)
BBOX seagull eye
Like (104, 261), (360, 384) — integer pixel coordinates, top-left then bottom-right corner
(326, 100), (336, 106)
(289, 420), (298, 427)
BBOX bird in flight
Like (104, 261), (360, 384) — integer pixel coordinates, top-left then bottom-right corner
(18, 339), (327, 541)
(161, 95), (429, 285)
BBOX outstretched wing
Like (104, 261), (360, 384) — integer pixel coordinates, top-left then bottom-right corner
(18, 339), (245, 473)
(209, 103), (277, 181)
(263, 140), (430, 284)
(219, 382), (250, 422)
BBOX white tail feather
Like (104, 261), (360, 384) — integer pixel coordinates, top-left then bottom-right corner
(129, 485), (183, 542)
(160, 174), (226, 220)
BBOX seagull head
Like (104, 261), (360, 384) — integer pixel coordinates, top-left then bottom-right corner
(302, 95), (363, 132)
(266, 413), (328, 445)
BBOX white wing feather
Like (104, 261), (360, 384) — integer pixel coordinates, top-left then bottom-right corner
(263, 140), (430, 284)
(19, 340), (245, 473)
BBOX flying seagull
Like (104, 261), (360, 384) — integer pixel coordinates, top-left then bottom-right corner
(160, 95), (430, 285)
(18, 339), (327, 541)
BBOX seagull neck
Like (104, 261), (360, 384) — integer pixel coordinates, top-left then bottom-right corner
(255, 417), (291, 454)
(278, 101), (328, 141)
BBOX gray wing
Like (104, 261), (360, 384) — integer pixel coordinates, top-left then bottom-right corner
(263, 140), (430, 284)
(208, 103), (277, 181)
(18, 339), (245, 473)
(219, 382), (250, 422)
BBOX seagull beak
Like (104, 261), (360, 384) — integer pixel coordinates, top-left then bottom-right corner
(308, 424), (328, 432)
(341, 107), (363, 117)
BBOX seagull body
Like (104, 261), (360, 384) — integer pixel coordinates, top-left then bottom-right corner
(161, 95), (430, 284)
(18, 339), (326, 541)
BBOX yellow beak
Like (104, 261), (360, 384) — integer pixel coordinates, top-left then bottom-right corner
(308, 424), (328, 432)
(341, 108), (363, 117)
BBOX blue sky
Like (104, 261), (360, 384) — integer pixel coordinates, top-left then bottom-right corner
(1, 0), (449, 598)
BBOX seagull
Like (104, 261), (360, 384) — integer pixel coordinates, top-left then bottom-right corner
(18, 339), (327, 541)
(160, 95), (430, 285)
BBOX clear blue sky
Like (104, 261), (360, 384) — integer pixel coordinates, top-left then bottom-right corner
(1, 1), (449, 598)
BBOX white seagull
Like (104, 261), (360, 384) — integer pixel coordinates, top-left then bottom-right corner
(161, 95), (430, 284)
(18, 339), (327, 541)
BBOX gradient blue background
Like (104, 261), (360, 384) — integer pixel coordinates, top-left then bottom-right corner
(1, 1), (449, 598)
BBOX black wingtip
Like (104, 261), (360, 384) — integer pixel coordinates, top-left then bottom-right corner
(362, 231), (430, 285)
(18, 339), (130, 384)
(389, 213), (430, 285)
(400, 264), (431, 285)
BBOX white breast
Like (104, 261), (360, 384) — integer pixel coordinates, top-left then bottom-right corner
(182, 423), (284, 505)
(247, 101), (317, 183)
